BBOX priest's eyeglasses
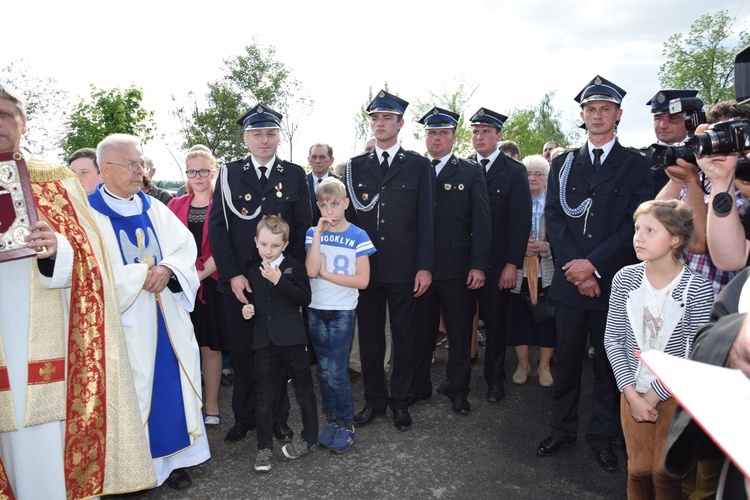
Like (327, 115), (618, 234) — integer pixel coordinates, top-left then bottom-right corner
(185, 169), (213, 178)
(106, 161), (148, 172)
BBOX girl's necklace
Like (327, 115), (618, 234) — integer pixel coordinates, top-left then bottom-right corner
(648, 264), (681, 332)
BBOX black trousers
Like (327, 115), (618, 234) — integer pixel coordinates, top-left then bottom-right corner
(477, 275), (510, 387)
(222, 293), (290, 426)
(255, 343), (318, 450)
(356, 281), (417, 411)
(412, 278), (475, 400)
(549, 303), (620, 451)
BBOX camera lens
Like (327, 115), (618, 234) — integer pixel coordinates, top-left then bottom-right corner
(697, 130), (722, 156)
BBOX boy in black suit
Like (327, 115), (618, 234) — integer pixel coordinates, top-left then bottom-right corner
(241, 215), (317, 472)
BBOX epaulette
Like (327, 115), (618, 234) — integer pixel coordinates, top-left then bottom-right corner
(279, 159), (306, 172)
(624, 146), (651, 159)
(506, 155), (525, 168)
(403, 149), (425, 158)
(550, 147), (579, 167)
(350, 151), (370, 161)
(225, 156), (250, 167)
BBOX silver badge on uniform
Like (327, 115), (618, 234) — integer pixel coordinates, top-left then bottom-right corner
(458, 184), (465, 191)
(444, 183), (452, 191)
(362, 193), (369, 201)
(245, 194), (252, 201)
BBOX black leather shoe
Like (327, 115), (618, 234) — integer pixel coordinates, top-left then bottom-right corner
(220, 372), (234, 386)
(353, 407), (386, 426)
(224, 422), (254, 444)
(273, 422), (294, 441)
(165, 468), (191, 489)
(536, 436), (574, 457)
(487, 384), (505, 403)
(596, 447), (618, 471)
(452, 398), (470, 415)
(393, 408), (412, 431)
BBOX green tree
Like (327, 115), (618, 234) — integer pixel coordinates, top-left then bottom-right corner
(61, 85), (156, 157)
(173, 83), (246, 164)
(1, 59), (71, 158)
(411, 79), (478, 158)
(659, 9), (750, 105)
(174, 39), (312, 163)
(503, 91), (570, 158)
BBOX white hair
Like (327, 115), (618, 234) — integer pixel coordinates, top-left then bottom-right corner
(522, 154), (550, 175)
(96, 134), (140, 166)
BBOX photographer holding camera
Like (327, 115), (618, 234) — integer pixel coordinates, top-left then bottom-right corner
(697, 101), (750, 272)
(664, 100), (750, 500)
(656, 101), (748, 296)
(648, 89), (699, 197)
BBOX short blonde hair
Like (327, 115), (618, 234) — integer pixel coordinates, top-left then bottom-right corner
(256, 214), (290, 242)
(316, 177), (347, 202)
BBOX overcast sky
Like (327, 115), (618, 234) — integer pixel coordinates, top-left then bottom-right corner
(3, 0), (749, 181)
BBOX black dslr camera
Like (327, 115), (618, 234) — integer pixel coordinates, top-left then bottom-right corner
(650, 117), (750, 180)
(688, 118), (750, 182)
(685, 117), (750, 157)
(647, 96), (706, 168)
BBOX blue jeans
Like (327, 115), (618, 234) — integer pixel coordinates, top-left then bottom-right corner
(307, 308), (355, 426)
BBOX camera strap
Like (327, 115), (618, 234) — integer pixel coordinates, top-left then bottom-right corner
(711, 171), (736, 216)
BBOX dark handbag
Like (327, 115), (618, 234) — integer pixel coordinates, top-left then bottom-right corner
(522, 286), (555, 324)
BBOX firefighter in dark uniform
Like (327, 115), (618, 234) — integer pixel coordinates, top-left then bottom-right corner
(208, 104), (311, 445)
(469, 107), (532, 403)
(536, 76), (653, 471)
(345, 90), (434, 432)
(646, 89), (699, 197)
(410, 107), (491, 415)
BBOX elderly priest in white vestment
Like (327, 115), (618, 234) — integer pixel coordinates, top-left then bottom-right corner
(0, 86), (156, 499)
(88, 133), (210, 490)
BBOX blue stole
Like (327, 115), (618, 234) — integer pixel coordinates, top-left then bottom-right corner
(89, 190), (189, 458)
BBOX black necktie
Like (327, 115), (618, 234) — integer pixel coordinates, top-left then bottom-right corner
(259, 166), (268, 188)
(431, 159), (440, 175)
(380, 151), (390, 176)
(592, 148), (603, 173)
(480, 158), (490, 172)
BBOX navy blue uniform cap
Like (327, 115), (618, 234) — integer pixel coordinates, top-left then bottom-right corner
(367, 90), (409, 115)
(469, 108), (508, 130)
(575, 75), (626, 106)
(237, 104), (282, 130)
(419, 107), (460, 129)
(646, 90), (699, 115)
